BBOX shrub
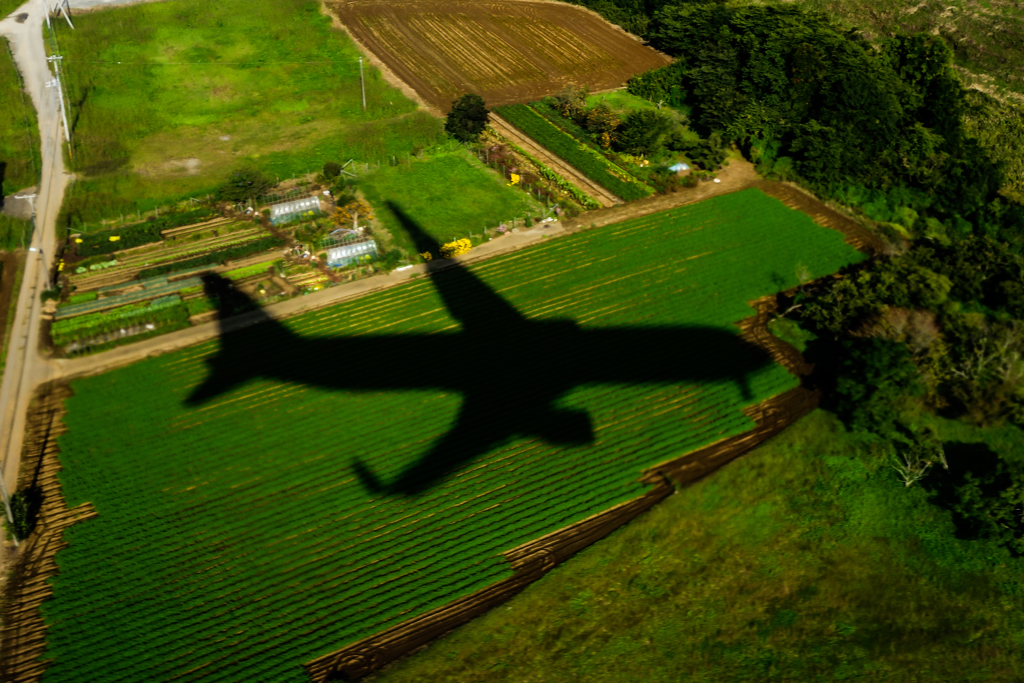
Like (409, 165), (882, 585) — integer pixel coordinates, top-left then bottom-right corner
(323, 161), (342, 179)
(440, 238), (472, 259)
(3, 487), (42, 541)
(217, 167), (276, 203)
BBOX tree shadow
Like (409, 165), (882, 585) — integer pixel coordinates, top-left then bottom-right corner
(186, 203), (778, 496)
(924, 442), (1009, 542)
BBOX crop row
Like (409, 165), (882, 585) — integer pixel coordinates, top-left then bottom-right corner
(75, 208), (214, 257)
(223, 261), (278, 281)
(42, 190), (863, 682)
(494, 134), (602, 210)
(136, 237), (286, 279)
(493, 104), (653, 201)
(51, 295), (188, 347)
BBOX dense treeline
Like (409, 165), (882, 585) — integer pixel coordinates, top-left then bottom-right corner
(610, 2), (1024, 551)
(630, 5), (1022, 246)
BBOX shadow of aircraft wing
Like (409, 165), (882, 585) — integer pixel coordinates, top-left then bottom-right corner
(569, 326), (777, 400)
(352, 390), (595, 496)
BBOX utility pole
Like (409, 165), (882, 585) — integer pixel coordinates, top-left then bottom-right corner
(359, 57), (366, 111)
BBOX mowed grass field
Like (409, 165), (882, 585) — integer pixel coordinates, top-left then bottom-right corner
(40, 190), (863, 682)
(358, 149), (543, 253)
(51, 0), (442, 225)
(369, 410), (1024, 683)
(329, 0), (670, 110)
(0, 37), (39, 249)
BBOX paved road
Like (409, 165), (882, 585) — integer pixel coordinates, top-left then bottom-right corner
(0, 1), (68, 529)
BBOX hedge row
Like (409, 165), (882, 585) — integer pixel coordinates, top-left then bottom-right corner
(136, 236), (286, 279)
(75, 208), (216, 257)
(493, 104), (653, 202)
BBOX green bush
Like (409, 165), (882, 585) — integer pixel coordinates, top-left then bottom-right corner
(323, 161), (342, 179)
(3, 487), (41, 541)
(820, 337), (923, 434)
(217, 167), (276, 203)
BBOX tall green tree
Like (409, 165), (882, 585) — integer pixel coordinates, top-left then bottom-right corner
(445, 94), (490, 143)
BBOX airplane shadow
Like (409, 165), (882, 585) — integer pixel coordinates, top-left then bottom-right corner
(185, 203), (777, 496)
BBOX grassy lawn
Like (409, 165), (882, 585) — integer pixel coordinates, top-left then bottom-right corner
(368, 409), (1024, 683)
(1, 37), (39, 249)
(358, 149), (544, 254)
(0, 0), (25, 20)
(51, 0), (443, 227)
(586, 88), (661, 113)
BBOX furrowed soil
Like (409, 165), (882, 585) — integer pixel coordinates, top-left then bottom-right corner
(327, 0), (671, 111)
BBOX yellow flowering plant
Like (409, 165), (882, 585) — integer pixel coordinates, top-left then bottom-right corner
(440, 238), (472, 259)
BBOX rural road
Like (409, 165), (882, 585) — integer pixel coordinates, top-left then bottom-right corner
(0, 2), (68, 537)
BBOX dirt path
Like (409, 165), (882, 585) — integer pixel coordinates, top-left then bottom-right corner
(562, 156), (759, 230)
(0, 3), (71, 563)
(489, 114), (619, 208)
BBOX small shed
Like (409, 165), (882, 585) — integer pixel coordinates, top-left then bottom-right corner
(269, 196), (322, 225)
(668, 162), (691, 174)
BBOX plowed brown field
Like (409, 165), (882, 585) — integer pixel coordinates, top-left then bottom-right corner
(328, 0), (671, 110)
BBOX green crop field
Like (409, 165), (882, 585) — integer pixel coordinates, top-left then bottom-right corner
(50, 0), (443, 225)
(39, 189), (862, 682)
(358, 149), (543, 254)
(1, 36), (39, 250)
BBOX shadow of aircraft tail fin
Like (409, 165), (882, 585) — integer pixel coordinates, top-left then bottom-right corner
(184, 273), (287, 406)
(386, 201), (527, 332)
